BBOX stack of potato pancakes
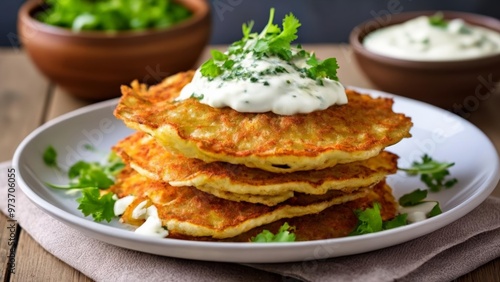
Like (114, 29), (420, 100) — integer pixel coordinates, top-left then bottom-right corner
(112, 71), (413, 242)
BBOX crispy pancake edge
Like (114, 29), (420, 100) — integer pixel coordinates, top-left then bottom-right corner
(111, 167), (373, 239)
(113, 132), (399, 198)
(114, 72), (413, 173)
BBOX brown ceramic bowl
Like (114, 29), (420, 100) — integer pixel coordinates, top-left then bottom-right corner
(18, 0), (211, 100)
(350, 11), (500, 109)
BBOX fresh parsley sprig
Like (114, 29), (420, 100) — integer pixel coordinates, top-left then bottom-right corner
(200, 8), (339, 82)
(350, 203), (383, 235)
(251, 222), (296, 242)
(43, 146), (124, 222)
(306, 54), (339, 81)
(252, 8), (301, 61)
(399, 154), (458, 192)
(78, 188), (117, 222)
(350, 203), (407, 236)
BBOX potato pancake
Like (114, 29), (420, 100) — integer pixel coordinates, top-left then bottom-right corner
(110, 166), (373, 239)
(166, 180), (397, 242)
(114, 71), (412, 173)
(113, 132), (398, 205)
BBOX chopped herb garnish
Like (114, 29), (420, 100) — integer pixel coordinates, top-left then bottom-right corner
(199, 8), (339, 83)
(200, 59), (223, 78)
(429, 12), (448, 28)
(350, 203), (383, 235)
(429, 202), (442, 217)
(306, 54), (339, 81)
(275, 66), (287, 73)
(77, 188), (116, 222)
(398, 189), (428, 206)
(211, 49), (228, 61)
(251, 222), (296, 242)
(189, 93), (204, 101)
(383, 213), (408, 230)
(399, 154), (458, 192)
(43, 146), (124, 222)
(43, 145), (59, 169)
(65, 161), (115, 189)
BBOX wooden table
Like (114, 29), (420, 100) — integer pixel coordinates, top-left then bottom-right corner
(1, 45), (499, 281)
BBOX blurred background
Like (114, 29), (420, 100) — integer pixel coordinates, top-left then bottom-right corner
(2, 0), (499, 47)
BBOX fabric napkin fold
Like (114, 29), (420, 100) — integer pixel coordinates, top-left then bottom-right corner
(2, 161), (499, 282)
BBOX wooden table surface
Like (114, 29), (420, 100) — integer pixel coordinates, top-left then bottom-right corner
(1, 45), (499, 281)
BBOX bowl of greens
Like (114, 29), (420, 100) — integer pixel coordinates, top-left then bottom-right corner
(18, 0), (211, 100)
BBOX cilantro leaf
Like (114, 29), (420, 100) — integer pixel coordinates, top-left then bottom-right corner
(76, 166), (115, 189)
(267, 12), (301, 60)
(43, 148), (124, 222)
(77, 188), (116, 222)
(68, 161), (91, 179)
(210, 50), (228, 61)
(383, 213), (408, 230)
(251, 222), (296, 242)
(66, 161), (115, 189)
(350, 202), (414, 235)
(399, 189), (428, 207)
(399, 154), (457, 192)
(429, 12), (448, 28)
(200, 59), (223, 79)
(106, 152), (126, 175)
(350, 203), (383, 236)
(306, 54), (339, 81)
(428, 202), (442, 217)
(274, 13), (301, 44)
(43, 146), (59, 168)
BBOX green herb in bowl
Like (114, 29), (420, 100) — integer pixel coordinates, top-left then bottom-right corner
(37, 0), (192, 31)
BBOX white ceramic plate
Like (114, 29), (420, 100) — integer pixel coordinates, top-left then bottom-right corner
(13, 88), (500, 263)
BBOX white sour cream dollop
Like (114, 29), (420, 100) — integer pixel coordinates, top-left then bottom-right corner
(178, 51), (347, 115)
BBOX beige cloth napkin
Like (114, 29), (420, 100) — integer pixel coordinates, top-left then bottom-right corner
(2, 161), (499, 282)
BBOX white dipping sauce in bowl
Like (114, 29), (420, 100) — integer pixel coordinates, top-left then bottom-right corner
(363, 15), (500, 61)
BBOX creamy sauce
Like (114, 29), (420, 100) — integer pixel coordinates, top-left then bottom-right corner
(363, 16), (500, 61)
(399, 201), (438, 223)
(134, 205), (169, 238)
(113, 197), (168, 237)
(131, 200), (148, 219)
(178, 50), (347, 115)
(113, 195), (135, 216)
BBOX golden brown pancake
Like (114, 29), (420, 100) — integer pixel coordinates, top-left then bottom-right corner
(110, 166), (372, 239)
(113, 132), (398, 206)
(167, 180), (398, 242)
(114, 71), (412, 173)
